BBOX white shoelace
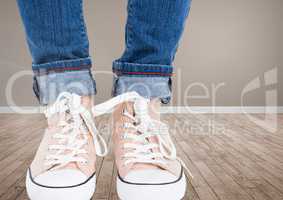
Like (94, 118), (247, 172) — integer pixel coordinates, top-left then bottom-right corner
(122, 99), (176, 166)
(44, 92), (108, 169)
(92, 92), (193, 180)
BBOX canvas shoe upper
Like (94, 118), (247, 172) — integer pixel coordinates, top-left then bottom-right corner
(26, 92), (108, 200)
(92, 92), (192, 200)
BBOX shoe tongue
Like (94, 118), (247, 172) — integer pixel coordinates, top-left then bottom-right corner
(122, 101), (135, 116)
(47, 110), (73, 127)
(134, 99), (148, 117)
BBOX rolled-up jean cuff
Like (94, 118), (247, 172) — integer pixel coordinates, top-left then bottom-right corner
(112, 76), (172, 104)
(112, 61), (173, 77)
(112, 61), (173, 104)
(32, 58), (96, 105)
(32, 57), (92, 72)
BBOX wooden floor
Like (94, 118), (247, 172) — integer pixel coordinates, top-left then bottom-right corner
(0, 113), (283, 200)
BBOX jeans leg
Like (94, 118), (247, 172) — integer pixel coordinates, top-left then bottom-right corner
(16, 0), (96, 105)
(113, 0), (191, 103)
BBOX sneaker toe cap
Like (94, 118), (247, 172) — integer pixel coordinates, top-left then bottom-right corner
(124, 169), (177, 184)
(26, 169), (96, 200)
(34, 169), (87, 187)
(117, 169), (187, 200)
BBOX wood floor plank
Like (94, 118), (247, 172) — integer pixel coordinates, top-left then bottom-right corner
(174, 113), (283, 200)
(173, 117), (247, 200)
(176, 144), (217, 200)
(167, 115), (218, 200)
(93, 116), (115, 200)
(191, 114), (283, 200)
(0, 113), (283, 200)
(108, 168), (119, 200)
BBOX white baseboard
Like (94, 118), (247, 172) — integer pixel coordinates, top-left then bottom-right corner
(160, 106), (283, 114)
(0, 106), (282, 114)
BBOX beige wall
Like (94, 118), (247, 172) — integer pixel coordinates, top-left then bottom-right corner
(0, 0), (282, 107)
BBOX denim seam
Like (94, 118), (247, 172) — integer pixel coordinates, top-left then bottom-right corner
(32, 57), (92, 68)
(49, 0), (58, 60)
(126, 0), (134, 49)
(113, 71), (173, 77)
(34, 66), (91, 76)
(169, 4), (191, 64)
(112, 61), (173, 77)
(79, 0), (89, 56)
(113, 61), (173, 68)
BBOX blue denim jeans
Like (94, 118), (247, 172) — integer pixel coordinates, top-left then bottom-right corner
(16, 0), (191, 105)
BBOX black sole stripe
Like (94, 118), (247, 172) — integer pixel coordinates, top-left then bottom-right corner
(117, 167), (184, 186)
(28, 168), (96, 189)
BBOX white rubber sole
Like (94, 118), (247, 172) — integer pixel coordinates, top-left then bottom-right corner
(116, 171), (187, 200)
(26, 169), (96, 200)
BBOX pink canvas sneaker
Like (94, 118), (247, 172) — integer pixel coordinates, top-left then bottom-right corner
(26, 92), (108, 200)
(92, 92), (192, 200)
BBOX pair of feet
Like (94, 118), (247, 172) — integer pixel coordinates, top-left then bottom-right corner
(26, 92), (190, 200)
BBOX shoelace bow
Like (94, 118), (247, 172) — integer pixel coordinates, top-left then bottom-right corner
(92, 92), (193, 181)
(44, 92), (108, 170)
